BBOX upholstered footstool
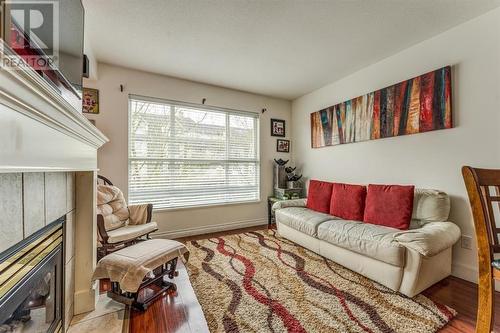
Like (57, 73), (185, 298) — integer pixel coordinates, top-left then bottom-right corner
(92, 239), (189, 310)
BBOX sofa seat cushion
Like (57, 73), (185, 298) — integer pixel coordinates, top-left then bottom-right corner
(276, 207), (335, 237)
(107, 222), (158, 244)
(317, 220), (405, 267)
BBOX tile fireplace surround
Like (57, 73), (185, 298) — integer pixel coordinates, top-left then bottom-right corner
(0, 172), (76, 331)
(0, 42), (108, 332)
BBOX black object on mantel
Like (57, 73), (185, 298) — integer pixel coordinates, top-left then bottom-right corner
(83, 55), (90, 78)
(273, 159), (302, 199)
(274, 158), (288, 166)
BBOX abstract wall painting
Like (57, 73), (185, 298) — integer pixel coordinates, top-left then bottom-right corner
(310, 66), (452, 148)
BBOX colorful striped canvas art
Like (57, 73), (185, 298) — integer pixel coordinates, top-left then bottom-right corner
(310, 66), (452, 148)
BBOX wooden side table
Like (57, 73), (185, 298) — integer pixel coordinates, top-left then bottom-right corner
(267, 197), (304, 226)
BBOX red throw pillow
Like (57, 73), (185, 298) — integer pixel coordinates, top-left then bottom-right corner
(329, 183), (367, 221)
(306, 180), (333, 214)
(363, 184), (415, 230)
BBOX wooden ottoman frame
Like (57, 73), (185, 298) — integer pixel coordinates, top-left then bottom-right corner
(108, 257), (179, 311)
(92, 239), (189, 311)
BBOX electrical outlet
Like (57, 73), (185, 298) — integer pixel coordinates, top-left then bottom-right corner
(461, 235), (473, 250)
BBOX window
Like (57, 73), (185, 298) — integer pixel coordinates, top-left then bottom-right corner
(128, 95), (260, 209)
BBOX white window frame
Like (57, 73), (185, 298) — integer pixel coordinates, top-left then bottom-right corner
(127, 94), (261, 211)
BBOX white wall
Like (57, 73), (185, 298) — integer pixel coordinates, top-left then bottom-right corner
(292, 8), (500, 283)
(84, 64), (291, 237)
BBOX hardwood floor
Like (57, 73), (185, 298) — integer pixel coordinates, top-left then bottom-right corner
(105, 226), (499, 332)
(128, 261), (209, 333)
(423, 276), (500, 332)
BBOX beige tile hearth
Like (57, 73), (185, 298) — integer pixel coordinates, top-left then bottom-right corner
(67, 310), (127, 333)
(68, 294), (128, 333)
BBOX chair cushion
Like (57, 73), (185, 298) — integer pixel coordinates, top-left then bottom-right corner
(412, 188), (450, 223)
(329, 183), (366, 221)
(97, 185), (130, 231)
(317, 220), (405, 267)
(128, 204), (149, 225)
(107, 222), (158, 244)
(306, 180), (333, 214)
(92, 239), (188, 293)
(364, 184), (415, 230)
(276, 207), (335, 237)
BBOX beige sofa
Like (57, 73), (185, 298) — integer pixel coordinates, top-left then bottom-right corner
(272, 188), (460, 297)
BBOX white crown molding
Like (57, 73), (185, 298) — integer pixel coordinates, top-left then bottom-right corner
(0, 41), (108, 149)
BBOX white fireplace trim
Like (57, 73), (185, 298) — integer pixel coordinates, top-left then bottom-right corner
(0, 42), (108, 149)
(0, 44), (108, 322)
(0, 86), (104, 149)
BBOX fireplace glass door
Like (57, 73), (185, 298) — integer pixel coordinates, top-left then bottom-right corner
(0, 221), (64, 333)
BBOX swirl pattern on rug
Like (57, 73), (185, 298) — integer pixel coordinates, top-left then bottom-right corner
(185, 229), (455, 333)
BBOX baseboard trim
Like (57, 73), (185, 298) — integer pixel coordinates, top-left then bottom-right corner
(451, 262), (478, 284)
(152, 218), (268, 239)
(451, 262), (500, 291)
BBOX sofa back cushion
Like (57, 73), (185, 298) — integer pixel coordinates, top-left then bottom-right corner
(412, 188), (450, 222)
(329, 183), (366, 221)
(363, 184), (415, 230)
(306, 180), (333, 214)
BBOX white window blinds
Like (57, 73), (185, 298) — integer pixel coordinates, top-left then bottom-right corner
(128, 96), (260, 209)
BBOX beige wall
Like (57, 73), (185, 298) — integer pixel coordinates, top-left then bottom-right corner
(84, 64), (291, 237)
(291, 8), (500, 284)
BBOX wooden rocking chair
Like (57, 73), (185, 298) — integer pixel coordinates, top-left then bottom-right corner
(97, 176), (158, 258)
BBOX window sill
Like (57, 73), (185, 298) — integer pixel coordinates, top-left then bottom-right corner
(150, 199), (262, 213)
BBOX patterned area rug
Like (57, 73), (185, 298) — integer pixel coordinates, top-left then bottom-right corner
(185, 229), (456, 333)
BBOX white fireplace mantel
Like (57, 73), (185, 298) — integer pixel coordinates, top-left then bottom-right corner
(0, 44), (108, 173)
(0, 45), (108, 317)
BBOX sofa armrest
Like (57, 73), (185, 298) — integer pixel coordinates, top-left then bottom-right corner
(128, 203), (153, 225)
(272, 198), (307, 212)
(393, 221), (461, 257)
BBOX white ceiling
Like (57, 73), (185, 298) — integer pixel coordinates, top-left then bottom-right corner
(83, 0), (500, 100)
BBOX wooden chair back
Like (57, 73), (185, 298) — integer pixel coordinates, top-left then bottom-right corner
(97, 175), (113, 186)
(462, 166), (500, 332)
(462, 166), (500, 257)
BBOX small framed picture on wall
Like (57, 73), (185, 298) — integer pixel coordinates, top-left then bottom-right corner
(277, 139), (290, 153)
(271, 118), (285, 137)
(82, 87), (99, 114)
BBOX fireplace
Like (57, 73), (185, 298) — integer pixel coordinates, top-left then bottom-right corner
(0, 218), (65, 333)
(0, 14), (107, 324)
